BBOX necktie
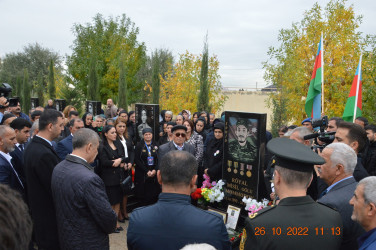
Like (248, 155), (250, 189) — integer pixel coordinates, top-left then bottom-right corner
(19, 145), (23, 152)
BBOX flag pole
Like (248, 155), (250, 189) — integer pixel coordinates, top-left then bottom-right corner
(353, 54), (362, 123)
(321, 32), (324, 116)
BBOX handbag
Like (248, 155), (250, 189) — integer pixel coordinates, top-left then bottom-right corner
(120, 170), (132, 195)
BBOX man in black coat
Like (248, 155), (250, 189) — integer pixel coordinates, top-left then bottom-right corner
(127, 150), (231, 250)
(24, 109), (64, 249)
(158, 125), (195, 163)
(240, 138), (343, 250)
(52, 128), (117, 250)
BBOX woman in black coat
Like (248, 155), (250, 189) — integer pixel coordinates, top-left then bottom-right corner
(99, 125), (129, 233)
(204, 122), (225, 182)
(134, 128), (161, 206)
(114, 117), (134, 221)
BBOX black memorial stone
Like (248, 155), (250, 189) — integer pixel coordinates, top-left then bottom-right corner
(222, 111), (267, 217)
(135, 104), (160, 142)
(86, 101), (102, 116)
(54, 99), (66, 112)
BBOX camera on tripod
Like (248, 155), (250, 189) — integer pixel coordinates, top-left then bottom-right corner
(304, 116), (335, 152)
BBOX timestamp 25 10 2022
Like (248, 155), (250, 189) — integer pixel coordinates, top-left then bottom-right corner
(254, 226), (341, 236)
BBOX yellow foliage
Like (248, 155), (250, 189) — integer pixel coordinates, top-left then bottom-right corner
(158, 51), (226, 114)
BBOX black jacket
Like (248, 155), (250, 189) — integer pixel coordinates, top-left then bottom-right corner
(205, 137), (224, 182)
(24, 136), (60, 249)
(98, 140), (129, 186)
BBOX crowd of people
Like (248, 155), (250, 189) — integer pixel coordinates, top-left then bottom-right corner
(0, 96), (376, 250)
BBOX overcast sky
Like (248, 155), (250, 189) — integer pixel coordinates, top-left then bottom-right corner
(0, 0), (374, 89)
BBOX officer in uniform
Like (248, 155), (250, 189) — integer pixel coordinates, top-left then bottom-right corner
(240, 138), (343, 250)
(228, 119), (257, 163)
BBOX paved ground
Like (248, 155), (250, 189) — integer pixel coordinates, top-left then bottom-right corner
(110, 220), (129, 250)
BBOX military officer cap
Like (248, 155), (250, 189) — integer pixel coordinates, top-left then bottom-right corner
(267, 137), (325, 172)
(171, 125), (187, 133)
(142, 128), (153, 135)
(236, 119), (250, 128)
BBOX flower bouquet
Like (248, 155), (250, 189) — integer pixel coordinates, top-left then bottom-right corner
(242, 197), (271, 216)
(191, 174), (225, 205)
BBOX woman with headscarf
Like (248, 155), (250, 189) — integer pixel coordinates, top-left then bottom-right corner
(204, 122), (225, 182)
(195, 117), (207, 142)
(134, 128), (161, 206)
(181, 110), (191, 120)
(183, 119), (204, 164)
(192, 112), (200, 123)
(82, 112), (94, 130)
(127, 111), (137, 144)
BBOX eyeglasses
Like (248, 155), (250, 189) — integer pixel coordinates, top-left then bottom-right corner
(175, 133), (186, 138)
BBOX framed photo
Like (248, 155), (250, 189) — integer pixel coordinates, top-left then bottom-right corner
(226, 205), (241, 230)
(208, 207), (228, 224)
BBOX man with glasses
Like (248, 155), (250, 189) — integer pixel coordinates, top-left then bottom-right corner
(158, 125), (195, 163)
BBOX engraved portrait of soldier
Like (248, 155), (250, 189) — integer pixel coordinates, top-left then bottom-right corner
(228, 118), (257, 163)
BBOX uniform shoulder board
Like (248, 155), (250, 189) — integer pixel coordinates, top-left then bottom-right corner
(317, 201), (339, 211)
(248, 205), (276, 219)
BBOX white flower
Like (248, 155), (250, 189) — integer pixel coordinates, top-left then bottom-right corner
(252, 127), (257, 133)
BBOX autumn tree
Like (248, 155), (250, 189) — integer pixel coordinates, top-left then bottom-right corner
(197, 35), (210, 112)
(67, 14), (146, 104)
(159, 51), (226, 114)
(264, 0), (375, 124)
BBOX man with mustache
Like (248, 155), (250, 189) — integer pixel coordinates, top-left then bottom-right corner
(228, 119), (257, 163)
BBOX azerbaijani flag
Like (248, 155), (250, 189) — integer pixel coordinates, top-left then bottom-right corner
(305, 36), (323, 119)
(343, 55), (363, 122)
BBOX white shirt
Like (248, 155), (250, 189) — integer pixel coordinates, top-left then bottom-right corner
(119, 135), (128, 158)
(0, 151), (24, 188)
(36, 135), (53, 147)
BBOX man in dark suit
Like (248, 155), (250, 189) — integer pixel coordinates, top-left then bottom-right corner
(158, 125), (195, 163)
(128, 150), (231, 250)
(9, 118), (32, 199)
(56, 118), (84, 161)
(317, 142), (365, 250)
(240, 138), (343, 250)
(0, 125), (24, 197)
(24, 109), (64, 249)
(52, 128), (117, 250)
